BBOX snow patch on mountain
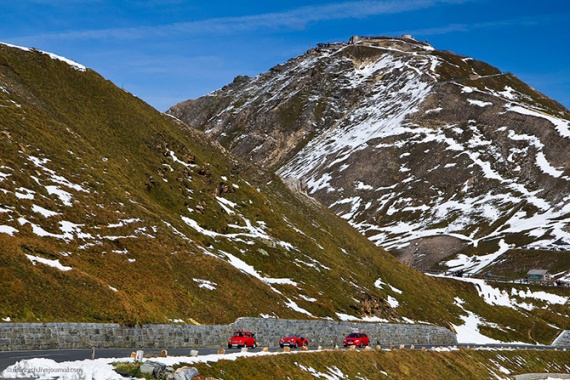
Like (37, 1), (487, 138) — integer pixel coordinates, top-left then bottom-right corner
(445, 239), (512, 273)
(452, 297), (503, 344)
(506, 104), (570, 139)
(193, 278), (217, 290)
(26, 254), (72, 272)
(433, 275), (568, 311)
(0, 225), (18, 235)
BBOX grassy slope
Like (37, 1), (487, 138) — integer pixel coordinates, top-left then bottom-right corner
(0, 44), (567, 345)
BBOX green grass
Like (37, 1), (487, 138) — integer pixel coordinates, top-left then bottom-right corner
(486, 249), (570, 278)
(112, 362), (153, 380)
(180, 348), (570, 380)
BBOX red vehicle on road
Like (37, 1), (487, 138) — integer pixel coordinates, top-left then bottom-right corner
(227, 330), (257, 349)
(343, 332), (370, 348)
(279, 334), (309, 348)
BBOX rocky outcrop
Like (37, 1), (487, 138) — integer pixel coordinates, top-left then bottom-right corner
(358, 293), (399, 320)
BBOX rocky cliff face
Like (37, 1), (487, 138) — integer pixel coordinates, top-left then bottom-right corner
(169, 36), (570, 277)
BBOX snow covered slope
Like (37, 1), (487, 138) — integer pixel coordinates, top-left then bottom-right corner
(169, 36), (570, 278)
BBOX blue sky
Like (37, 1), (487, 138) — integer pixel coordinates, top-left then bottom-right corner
(2, 0), (569, 112)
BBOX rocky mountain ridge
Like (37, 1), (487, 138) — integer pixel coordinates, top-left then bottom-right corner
(169, 36), (570, 279)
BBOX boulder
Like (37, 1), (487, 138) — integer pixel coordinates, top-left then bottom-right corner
(171, 366), (200, 380)
(140, 360), (167, 378)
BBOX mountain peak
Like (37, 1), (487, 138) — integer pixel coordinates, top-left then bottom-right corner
(169, 36), (570, 279)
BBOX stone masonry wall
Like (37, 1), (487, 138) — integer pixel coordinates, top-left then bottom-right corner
(0, 318), (457, 351)
(552, 330), (570, 347)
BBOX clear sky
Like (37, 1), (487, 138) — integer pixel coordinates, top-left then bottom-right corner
(2, 0), (569, 112)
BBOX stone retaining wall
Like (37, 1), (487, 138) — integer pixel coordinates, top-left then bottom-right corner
(514, 374), (570, 380)
(552, 330), (570, 347)
(0, 318), (457, 351)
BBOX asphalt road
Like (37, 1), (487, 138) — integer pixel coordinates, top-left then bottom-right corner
(0, 344), (563, 372)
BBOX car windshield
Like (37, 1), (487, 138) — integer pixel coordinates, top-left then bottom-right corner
(233, 332), (244, 337)
(347, 333), (359, 338)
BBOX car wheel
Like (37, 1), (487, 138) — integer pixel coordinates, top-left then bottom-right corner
(228, 344), (231, 349)
(280, 344), (284, 348)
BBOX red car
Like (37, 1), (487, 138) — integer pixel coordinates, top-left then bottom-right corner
(279, 334), (309, 348)
(343, 332), (370, 348)
(227, 330), (257, 349)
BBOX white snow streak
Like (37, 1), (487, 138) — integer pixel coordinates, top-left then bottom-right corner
(26, 254), (72, 272)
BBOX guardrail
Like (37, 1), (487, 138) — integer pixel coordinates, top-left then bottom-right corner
(424, 270), (570, 288)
